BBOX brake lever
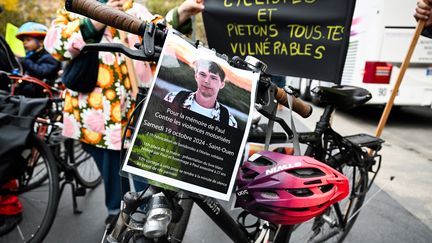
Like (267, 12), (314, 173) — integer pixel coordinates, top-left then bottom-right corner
(255, 77), (294, 139)
(81, 43), (160, 62)
(256, 103), (294, 139)
(81, 22), (166, 62)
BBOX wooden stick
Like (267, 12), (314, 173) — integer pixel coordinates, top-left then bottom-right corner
(120, 0), (138, 98)
(119, 30), (139, 98)
(374, 19), (426, 138)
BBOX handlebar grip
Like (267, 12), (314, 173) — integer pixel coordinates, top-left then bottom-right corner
(275, 87), (313, 118)
(65, 0), (146, 36)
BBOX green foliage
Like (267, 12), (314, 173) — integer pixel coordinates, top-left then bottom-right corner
(145, 0), (183, 16)
(144, 0), (207, 43)
(0, 0), (61, 36)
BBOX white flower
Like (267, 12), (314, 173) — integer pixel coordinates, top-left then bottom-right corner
(101, 52), (116, 66)
(103, 97), (111, 121)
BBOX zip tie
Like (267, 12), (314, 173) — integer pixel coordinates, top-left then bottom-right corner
(254, 221), (270, 243)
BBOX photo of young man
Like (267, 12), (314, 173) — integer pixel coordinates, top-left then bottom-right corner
(164, 58), (237, 128)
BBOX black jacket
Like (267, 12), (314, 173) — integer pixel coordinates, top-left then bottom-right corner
(0, 35), (19, 72)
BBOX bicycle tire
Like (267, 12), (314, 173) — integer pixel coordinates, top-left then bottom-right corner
(65, 139), (102, 188)
(289, 163), (368, 243)
(3, 134), (60, 243)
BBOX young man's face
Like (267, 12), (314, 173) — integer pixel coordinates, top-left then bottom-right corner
(22, 36), (40, 52)
(195, 65), (225, 99)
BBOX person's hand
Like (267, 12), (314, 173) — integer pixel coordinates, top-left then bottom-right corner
(91, 0), (128, 31)
(415, 0), (432, 27)
(178, 0), (205, 26)
(106, 0), (128, 11)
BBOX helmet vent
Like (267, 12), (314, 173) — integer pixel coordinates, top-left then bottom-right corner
(286, 168), (325, 178)
(287, 188), (313, 197)
(242, 168), (259, 180)
(286, 207), (309, 212)
(260, 191), (279, 199)
(319, 184), (334, 193)
(304, 179), (322, 185)
(317, 202), (327, 208)
(249, 157), (275, 167)
(255, 206), (274, 213)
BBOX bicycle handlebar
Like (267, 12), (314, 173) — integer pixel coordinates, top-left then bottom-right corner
(275, 87), (312, 118)
(65, 0), (146, 36)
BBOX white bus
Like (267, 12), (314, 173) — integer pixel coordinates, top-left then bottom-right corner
(292, 0), (432, 107)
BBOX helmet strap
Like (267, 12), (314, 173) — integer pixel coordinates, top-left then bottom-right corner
(286, 91), (301, 156)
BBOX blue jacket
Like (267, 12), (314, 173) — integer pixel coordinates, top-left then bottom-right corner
(21, 49), (61, 82)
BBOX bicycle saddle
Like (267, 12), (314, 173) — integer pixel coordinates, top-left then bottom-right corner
(311, 85), (372, 109)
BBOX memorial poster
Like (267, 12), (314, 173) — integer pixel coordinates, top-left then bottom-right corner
(122, 31), (259, 200)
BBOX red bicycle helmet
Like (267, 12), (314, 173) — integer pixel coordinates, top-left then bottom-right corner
(235, 151), (349, 225)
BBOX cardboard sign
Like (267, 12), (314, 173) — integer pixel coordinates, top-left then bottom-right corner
(122, 30), (259, 201)
(5, 23), (25, 57)
(202, 0), (356, 83)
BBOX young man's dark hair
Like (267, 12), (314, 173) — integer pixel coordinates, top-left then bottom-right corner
(193, 59), (226, 82)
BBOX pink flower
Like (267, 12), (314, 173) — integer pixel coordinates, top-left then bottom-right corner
(135, 61), (153, 86)
(66, 35), (85, 57)
(109, 126), (122, 150)
(86, 110), (105, 133)
(63, 115), (78, 138)
(102, 53), (115, 65)
(44, 27), (58, 51)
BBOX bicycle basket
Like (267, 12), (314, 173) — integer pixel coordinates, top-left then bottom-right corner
(0, 93), (48, 187)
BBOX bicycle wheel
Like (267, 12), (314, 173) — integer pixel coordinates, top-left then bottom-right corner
(2, 134), (60, 243)
(65, 139), (102, 188)
(289, 164), (368, 243)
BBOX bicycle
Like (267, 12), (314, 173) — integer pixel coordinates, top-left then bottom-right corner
(6, 71), (102, 211)
(0, 91), (59, 243)
(0, 71), (101, 242)
(65, 0), (384, 242)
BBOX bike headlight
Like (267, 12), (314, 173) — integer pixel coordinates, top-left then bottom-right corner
(143, 193), (172, 238)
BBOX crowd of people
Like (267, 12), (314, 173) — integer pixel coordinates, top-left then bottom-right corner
(1, 0), (432, 238)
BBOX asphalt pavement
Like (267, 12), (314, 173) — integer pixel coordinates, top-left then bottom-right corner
(39, 181), (432, 243)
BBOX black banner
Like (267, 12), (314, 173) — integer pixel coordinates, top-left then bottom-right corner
(202, 0), (357, 83)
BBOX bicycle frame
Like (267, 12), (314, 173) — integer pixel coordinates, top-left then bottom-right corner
(191, 196), (250, 242)
(112, 80), (302, 243)
(190, 194), (297, 243)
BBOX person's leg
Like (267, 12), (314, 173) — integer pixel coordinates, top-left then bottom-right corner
(120, 149), (148, 192)
(103, 149), (129, 215)
(81, 143), (126, 216)
(81, 143), (149, 223)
